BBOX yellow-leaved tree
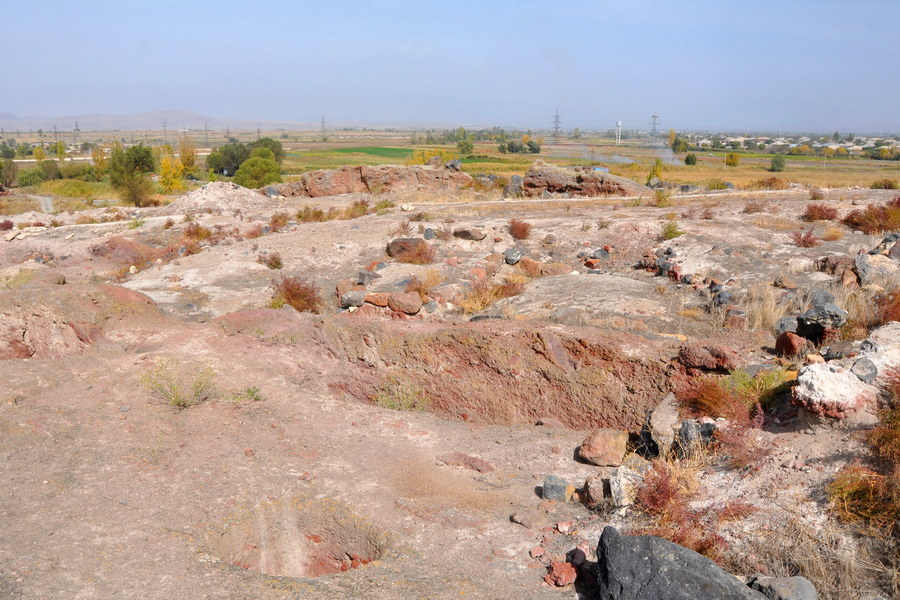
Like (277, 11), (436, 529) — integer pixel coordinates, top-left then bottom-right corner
(91, 145), (108, 176)
(159, 152), (185, 193)
(179, 136), (197, 176)
(33, 145), (45, 162)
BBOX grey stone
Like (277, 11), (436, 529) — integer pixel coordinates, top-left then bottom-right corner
(453, 227), (487, 241)
(640, 392), (680, 457)
(676, 420), (716, 457)
(356, 270), (381, 286)
(504, 248), (523, 265)
(541, 475), (570, 501)
(502, 175), (524, 198)
(775, 317), (798, 336)
(747, 575), (818, 600)
(423, 227), (436, 240)
(851, 357), (878, 384)
(423, 300), (438, 314)
(796, 303), (848, 340)
(445, 159), (462, 171)
(596, 526), (767, 600)
(591, 248), (610, 260)
(340, 290), (366, 309)
(807, 287), (835, 308)
(714, 291), (734, 306)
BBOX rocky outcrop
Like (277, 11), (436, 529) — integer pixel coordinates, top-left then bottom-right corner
(596, 526), (768, 600)
(792, 363), (878, 418)
(578, 428), (628, 466)
(275, 164), (473, 198)
(523, 160), (651, 198)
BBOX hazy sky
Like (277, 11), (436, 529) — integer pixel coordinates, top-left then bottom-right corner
(4, 0), (899, 132)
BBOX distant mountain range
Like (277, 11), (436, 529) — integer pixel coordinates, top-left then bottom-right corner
(0, 110), (316, 132)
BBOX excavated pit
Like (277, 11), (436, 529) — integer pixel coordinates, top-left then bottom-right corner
(206, 495), (389, 579)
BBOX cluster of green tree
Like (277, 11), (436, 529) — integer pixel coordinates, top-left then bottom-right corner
(864, 146), (900, 161)
(206, 137), (284, 187)
(498, 140), (541, 154)
(411, 126), (544, 146)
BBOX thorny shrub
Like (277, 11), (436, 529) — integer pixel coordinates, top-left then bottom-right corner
(0, 219), (12, 231)
(791, 228), (821, 247)
(828, 366), (900, 535)
(394, 243), (435, 265)
(842, 197), (900, 234)
(741, 200), (768, 214)
(748, 176), (786, 190)
(632, 461), (758, 562)
(257, 252), (283, 270)
(809, 187), (825, 201)
(803, 203), (839, 221)
(269, 276), (323, 313)
(508, 218), (532, 240)
(183, 222), (212, 241)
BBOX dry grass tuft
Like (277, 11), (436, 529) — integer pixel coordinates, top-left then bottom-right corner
(269, 212), (290, 232)
(508, 218), (532, 240)
(269, 276), (323, 313)
(405, 269), (443, 302)
(823, 225), (844, 241)
(745, 519), (885, 600)
(183, 222), (212, 241)
(459, 275), (525, 314)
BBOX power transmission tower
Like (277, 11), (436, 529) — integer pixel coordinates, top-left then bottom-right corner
(615, 121), (622, 147)
(163, 121), (167, 146)
(256, 125), (261, 140)
(73, 121), (81, 148)
(552, 109), (562, 143)
(204, 122), (209, 148)
(321, 115), (327, 141)
(650, 113), (660, 138)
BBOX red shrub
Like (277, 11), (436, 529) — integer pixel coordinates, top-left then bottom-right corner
(791, 228), (820, 247)
(878, 292), (900, 324)
(269, 212), (290, 232)
(395, 243), (435, 265)
(508, 218), (532, 240)
(0, 219), (12, 231)
(270, 276), (322, 313)
(803, 203), (838, 221)
(842, 197), (900, 234)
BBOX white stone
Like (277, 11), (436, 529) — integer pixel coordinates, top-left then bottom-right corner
(793, 363), (878, 418)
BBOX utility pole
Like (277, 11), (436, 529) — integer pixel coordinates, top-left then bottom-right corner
(616, 121), (622, 147)
(162, 121), (167, 146)
(256, 125), (261, 140)
(552, 109), (562, 144)
(204, 122), (209, 148)
(73, 121), (80, 149)
(321, 115), (327, 142)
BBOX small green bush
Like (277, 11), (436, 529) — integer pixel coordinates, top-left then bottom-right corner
(684, 153), (697, 166)
(661, 220), (685, 240)
(372, 378), (429, 411)
(141, 358), (217, 409)
(770, 155), (786, 172)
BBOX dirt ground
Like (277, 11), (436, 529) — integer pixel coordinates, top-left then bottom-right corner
(1, 180), (897, 599)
